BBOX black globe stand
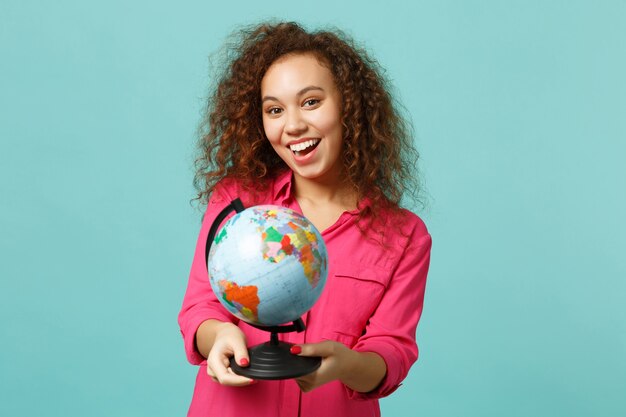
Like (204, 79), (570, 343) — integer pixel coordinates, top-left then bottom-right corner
(206, 199), (321, 380)
(229, 318), (321, 380)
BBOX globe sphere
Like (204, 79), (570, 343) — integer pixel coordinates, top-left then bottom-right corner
(207, 205), (328, 327)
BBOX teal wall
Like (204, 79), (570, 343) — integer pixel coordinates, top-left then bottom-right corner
(1, 1), (624, 416)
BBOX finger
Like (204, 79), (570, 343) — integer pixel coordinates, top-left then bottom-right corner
(207, 366), (221, 384)
(227, 367), (258, 384)
(208, 351), (233, 383)
(206, 359), (221, 380)
(211, 359), (254, 386)
(218, 368), (255, 386)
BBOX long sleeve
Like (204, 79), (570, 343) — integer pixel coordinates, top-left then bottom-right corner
(178, 183), (240, 365)
(347, 228), (432, 400)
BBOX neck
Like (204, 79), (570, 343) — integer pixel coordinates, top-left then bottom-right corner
(292, 172), (357, 210)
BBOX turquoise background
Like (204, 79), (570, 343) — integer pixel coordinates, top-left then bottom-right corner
(1, 1), (625, 416)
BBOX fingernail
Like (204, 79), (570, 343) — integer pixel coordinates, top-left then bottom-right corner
(249, 379), (256, 385)
(290, 345), (301, 354)
(240, 358), (249, 366)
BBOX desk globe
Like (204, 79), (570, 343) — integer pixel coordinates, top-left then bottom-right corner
(207, 201), (328, 379)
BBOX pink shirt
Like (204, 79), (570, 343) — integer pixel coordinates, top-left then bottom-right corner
(178, 170), (431, 417)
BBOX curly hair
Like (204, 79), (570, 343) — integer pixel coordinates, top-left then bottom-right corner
(194, 21), (421, 227)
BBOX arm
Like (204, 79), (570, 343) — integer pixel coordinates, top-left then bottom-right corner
(177, 182), (252, 385)
(177, 183), (237, 365)
(295, 227), (432, 396)
(341, 351), (387, 392)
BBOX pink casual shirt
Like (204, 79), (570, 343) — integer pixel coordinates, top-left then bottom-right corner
(178, 170), (431, 417)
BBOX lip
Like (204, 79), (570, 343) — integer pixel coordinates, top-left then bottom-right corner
(286, 137), (320, 147)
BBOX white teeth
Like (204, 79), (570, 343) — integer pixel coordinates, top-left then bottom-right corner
(289, 139), (320, 152)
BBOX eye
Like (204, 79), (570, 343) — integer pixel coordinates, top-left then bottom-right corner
(303, 99), (320, 107)
(266, 107), (282, 115)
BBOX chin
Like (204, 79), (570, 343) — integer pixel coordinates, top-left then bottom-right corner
(293, 166), (339, 183)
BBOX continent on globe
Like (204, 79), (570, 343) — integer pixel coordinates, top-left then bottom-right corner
(260, 221), (324, 288)
(218, 279), (260, 322)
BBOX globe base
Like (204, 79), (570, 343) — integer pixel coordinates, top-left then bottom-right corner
(230, 340), (321, 380)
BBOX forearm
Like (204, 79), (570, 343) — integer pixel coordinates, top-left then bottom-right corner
(195, 319), (234, 359)
(340, 350), (387, 393)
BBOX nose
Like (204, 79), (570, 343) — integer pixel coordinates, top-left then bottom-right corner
(284, 110), (307, 136)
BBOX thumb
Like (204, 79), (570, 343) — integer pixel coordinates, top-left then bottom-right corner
(232, 344), (250, 367)
(291, 341), (334, 358)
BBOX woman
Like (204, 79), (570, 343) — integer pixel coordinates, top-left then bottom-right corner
(179, 21), (431, 417)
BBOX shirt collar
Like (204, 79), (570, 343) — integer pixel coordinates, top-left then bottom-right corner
(272, 169), (295, 203)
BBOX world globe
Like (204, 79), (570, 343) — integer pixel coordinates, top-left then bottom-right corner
(207, 205), (328, 327)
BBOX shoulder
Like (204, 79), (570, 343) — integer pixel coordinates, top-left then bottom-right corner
(211, 177), (244, 200)
(399, 208), (430, 244)
(376, 206), (430, 247)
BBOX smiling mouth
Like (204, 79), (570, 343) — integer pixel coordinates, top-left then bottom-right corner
(289, 139), (320, 157)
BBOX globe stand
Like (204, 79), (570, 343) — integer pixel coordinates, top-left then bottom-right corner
(229, 318), (321, 380)
(206, 199), (322, 381)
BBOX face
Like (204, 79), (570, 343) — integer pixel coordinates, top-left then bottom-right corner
(261, 53), (344, 184)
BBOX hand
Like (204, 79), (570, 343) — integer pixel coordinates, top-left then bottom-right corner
(292, 340), (350, 392)
(206, 322), (254, 387)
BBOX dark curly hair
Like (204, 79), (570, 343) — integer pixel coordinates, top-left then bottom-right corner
(194, 21), (421, 227)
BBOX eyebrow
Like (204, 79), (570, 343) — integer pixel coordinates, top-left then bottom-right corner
(262, 85), (325, 103)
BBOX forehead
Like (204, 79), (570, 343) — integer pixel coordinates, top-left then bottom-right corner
(261, 53), (336, 94)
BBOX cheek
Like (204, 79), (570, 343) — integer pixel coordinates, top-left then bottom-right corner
(310, 108), (342, 136)
(262, 118), (281, 144)
(316, 119), (343, 148)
